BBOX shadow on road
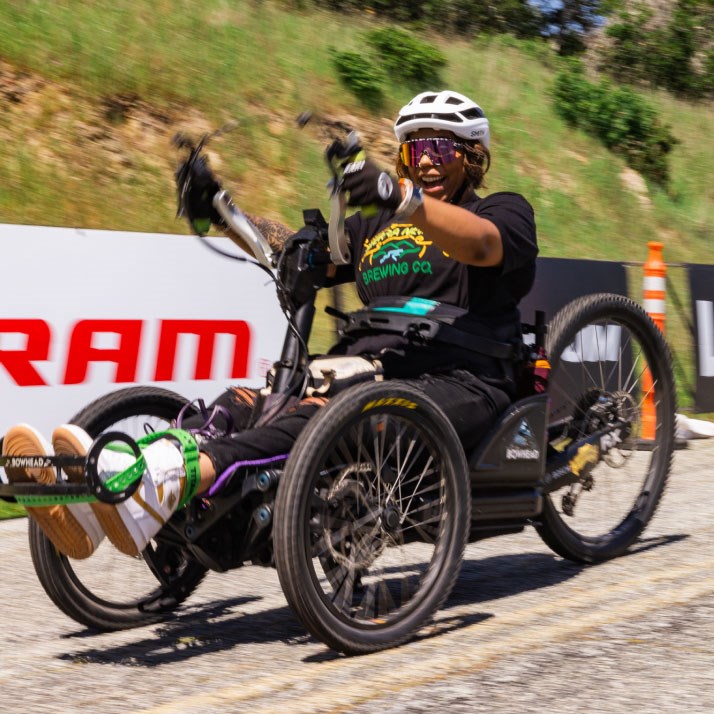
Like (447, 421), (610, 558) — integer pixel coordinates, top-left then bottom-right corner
(628, 533), (689, 555)
(58, 595), (309, 667)
(448, 552), (583, 608)
(56, 534), (688, 666)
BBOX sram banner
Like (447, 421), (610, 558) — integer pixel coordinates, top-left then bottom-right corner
(688, 264), (714, 412)
(1, 318), (253, 386)
(0, 224), (286, 438)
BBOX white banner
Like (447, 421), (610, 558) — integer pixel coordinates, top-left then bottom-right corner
(0, 224), (287, 441)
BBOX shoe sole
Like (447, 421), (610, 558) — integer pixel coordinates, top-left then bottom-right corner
(4, 425), (95, 560)
(53, 426), (140, 557)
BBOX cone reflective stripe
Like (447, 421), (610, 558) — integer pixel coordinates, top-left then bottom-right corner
(643, 242), (666, 332)
(642, 242), (666, 440)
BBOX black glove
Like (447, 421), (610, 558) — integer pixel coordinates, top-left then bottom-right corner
(340, 157), (401, 211)
(175, 154), (223, 235)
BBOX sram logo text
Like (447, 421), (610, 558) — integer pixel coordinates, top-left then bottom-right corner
(0, 319), (251, 387)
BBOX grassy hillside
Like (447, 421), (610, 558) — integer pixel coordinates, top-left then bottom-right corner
(0, 0), (711, 401)
(0, 1), (711, 260)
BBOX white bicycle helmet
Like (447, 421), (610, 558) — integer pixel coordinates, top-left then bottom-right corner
(394, 90), (490, 148)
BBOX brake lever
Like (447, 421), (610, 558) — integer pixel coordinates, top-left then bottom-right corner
(174, 121), (239, 219)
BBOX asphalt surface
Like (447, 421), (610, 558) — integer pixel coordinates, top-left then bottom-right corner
(1, 439), (713, 714)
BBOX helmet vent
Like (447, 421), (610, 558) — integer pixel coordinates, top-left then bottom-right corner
(461, 107), (485, 119)
(445, 96), (462, 105)
(420, 94), (437, 104)
(396, 112), (466, 127)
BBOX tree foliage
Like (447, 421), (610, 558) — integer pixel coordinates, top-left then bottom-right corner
(307, 0), (545, 39)
(331, 49), (386, 111)
(366, 26), (447, 87)
(553, 59), (678, 186)
(289, 0), (714, 99)
(536, 0), (607, 55)
(601, 0), (714, 97)
(331, 26), (446, 110)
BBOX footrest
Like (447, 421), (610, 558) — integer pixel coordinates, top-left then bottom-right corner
(0, 433), (144, 506)
(1, 428), (200, 507)
(0, 480), (94, 505)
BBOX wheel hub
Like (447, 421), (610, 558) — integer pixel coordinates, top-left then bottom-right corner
(382, 505), (401, 532)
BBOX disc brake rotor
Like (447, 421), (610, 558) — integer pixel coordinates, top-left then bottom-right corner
(323, 463), (387, 570)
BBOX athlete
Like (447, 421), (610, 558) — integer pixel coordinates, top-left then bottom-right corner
(3, 90), (537, 559)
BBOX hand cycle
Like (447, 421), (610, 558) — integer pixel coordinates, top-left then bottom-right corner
(0, 129), (677, 655)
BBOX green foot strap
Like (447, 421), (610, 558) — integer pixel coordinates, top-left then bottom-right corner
(15, 493), (98, 507)
(169, 429), (201, 509)
(102, 455), (147, 495)
(136, 428), (201, 509)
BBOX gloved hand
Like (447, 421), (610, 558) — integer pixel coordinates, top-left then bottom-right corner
(175, 154), (223, 236)
(339, 157), (401, 211)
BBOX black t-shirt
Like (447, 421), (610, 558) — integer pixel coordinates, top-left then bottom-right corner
(343, 189), (536, 312)
(329, 188), (538, 379)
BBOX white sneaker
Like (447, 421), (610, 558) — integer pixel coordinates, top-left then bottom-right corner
(3, 424), (103, 559)
(52, 425), (190, 557)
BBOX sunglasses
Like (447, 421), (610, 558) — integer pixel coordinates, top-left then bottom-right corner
(399, 138), (464, 167)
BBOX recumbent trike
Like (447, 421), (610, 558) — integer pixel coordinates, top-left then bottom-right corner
(0, 130), (675, 655)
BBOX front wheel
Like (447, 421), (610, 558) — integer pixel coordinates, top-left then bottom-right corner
(537, 294), (676, 563)
(29, 386), (207, 631)
(274, 382), (470, 655)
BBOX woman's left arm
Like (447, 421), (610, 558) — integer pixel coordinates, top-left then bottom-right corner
(409, 197), (503, 267)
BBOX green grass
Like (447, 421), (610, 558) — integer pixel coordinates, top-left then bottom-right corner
(0, 1), (710, 263)
(0, 501), (26, 521)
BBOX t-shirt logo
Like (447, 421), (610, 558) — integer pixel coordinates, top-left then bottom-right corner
(359, 223), (434, 286)
(361, 224), (431, 267)
(374, 240), (421, 264)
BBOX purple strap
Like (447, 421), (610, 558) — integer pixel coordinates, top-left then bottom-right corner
(176, 399), (235, 437)
(206, 453), (289, 497)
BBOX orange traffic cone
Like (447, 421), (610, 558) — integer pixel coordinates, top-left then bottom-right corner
(641, 242), (666, 441)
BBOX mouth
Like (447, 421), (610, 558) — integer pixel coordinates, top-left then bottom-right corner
(418, 174), (447, 193)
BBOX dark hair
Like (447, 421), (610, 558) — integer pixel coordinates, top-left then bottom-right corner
(395, 140), (491, 190)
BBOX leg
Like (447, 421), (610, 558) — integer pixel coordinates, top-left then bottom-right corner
(197, 395), (329, 490)
(409, 369), (513, 452)
(3, 394), (327, 558)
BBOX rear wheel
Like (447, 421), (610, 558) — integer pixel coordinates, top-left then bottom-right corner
(274, 382), (470, 654)
(29, 386), (207, 630)
(537, 294), (676, 563)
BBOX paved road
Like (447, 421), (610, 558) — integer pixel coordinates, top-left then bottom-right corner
(1, 440), (713, 714)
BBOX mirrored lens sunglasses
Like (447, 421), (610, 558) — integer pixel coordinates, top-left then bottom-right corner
(399, 138), (464, 167)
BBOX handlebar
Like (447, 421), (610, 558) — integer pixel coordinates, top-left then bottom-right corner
(212, 190), (276, 270)
(177, 124), (364, 270)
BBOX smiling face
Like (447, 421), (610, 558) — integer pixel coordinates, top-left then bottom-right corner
(403, 128), (467, 203)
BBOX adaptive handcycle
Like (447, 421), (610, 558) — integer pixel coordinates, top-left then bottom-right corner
(0, 130), (676, 655)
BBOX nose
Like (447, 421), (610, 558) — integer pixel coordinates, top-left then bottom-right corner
(417, 151), (434, 168)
